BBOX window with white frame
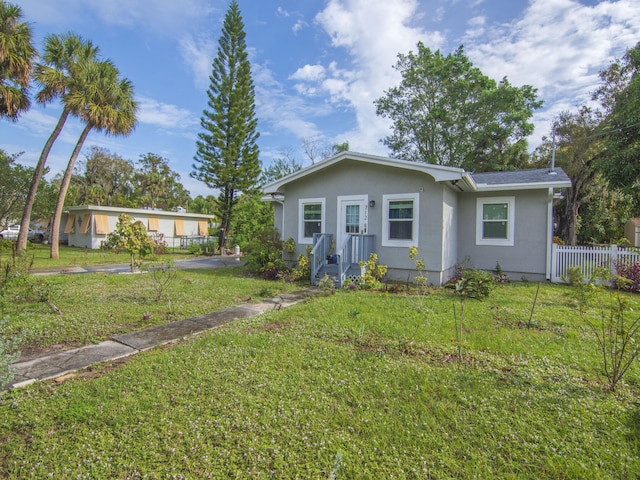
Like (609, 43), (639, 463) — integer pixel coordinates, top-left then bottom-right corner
(382, 193), (419, 247)
(476, 196), (515, 246)
(298, 198), (325, 244)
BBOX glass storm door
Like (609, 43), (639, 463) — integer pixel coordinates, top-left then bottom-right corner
(337, 196), (367, 257)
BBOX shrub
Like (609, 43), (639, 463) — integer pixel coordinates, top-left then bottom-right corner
(616, 262), (640, 293)
(105, 214), (157, 272)
(291, 246), (313, 281)
(409, 246), (428, 292)
(188, 242), (203, 255)
(455, 269), (496, 300)
(359, 253), (387, 290)
(244, 227), (289, 280)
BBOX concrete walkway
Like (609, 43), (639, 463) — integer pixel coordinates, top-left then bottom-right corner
(7, 288), (319, 390)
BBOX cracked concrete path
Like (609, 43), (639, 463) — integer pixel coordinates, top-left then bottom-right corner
(7, 289), (319, 390)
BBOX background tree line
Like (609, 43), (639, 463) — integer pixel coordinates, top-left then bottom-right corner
(376, 42), (640, 246)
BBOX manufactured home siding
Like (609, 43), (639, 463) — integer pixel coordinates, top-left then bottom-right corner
(61, 206), (215, 249)
(457, 189), (549, 280)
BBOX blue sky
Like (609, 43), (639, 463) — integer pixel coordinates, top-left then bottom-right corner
(2, 0), (639, 197)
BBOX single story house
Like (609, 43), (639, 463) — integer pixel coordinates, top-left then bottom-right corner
(60, 205), (216, 249)
(262, 151), (571, 286)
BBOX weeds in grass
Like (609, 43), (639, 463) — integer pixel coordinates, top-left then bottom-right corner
(0, 317), (20, 389)
(318, 274), (335, 295)
(526, 282), (541, 329)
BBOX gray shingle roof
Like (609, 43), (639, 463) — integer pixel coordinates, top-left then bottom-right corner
(470, 168), (571, 186)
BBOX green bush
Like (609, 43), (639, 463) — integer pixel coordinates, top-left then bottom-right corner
(244, 227), (289, 280)
(455, 268), (496, 299)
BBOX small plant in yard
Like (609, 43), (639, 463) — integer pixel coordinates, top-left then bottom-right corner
(143, 260), (178, 302)
(409, 246), (428, 293)
(105, 214), (157, 272)
(358, 253), (387, 290)
(293, 246), (312, 281)
(584, 287), (640, 391)
(187, 242), (203, 255)
(282, 236), (296, 255)
(495, 262), (509, 283)
(616, 261), (640, 293)
(317, 273), (335, 295)
(455, 268), (496, 300)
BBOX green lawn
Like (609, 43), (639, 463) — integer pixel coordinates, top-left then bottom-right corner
(1, 278), (640, 478)
(1, 243), (195, 271)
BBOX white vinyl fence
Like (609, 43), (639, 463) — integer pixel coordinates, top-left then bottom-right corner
(551, 244), (640, 283)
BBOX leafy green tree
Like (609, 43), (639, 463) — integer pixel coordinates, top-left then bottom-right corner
(533, 107), (603, 245)
(105, 213), (156, 272)
(593, 42), (640, 210)
(0, 0), (36, 120)
(192, 0), (260, 250)
(375, 43), (541, 171)
(261, 151), (302, 184)
(16, 33), (99, 252)
(228, 192), (273, 250)
(577, 175), (634, 244)
(134, 153), (190, 210)
(78, 146), (134, 207)
(50, 59), (137, 259)
(189, 195), (217, 215)
(0, 149), (32, 224)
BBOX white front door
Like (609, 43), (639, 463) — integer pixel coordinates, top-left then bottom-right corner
(337, 195), (368, 253)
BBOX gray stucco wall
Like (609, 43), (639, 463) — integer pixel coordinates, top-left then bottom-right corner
(278, 160), (454, 282)
(457, 189), (550, 280)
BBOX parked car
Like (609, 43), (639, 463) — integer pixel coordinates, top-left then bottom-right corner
(0, 224), (46, 242)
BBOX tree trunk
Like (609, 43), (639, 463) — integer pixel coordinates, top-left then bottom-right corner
(16, 107), (70, 253)
(50, 123), (92, 259)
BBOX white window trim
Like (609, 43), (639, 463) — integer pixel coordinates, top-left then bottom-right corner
(298, 198), (325, 244)
(476, 196), (515, 246)
(382, 193), (419, 247)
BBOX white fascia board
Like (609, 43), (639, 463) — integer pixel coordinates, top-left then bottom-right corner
(65, 205), (216, 220)
(261, 151), (467, 194)
(474, 181), (572, 192)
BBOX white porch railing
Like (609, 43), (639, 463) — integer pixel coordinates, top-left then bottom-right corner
(551, 244), (640, 283)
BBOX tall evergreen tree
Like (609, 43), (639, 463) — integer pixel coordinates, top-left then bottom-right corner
(192, 0), (260, 249)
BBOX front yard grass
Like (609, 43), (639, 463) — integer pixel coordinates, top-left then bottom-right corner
(2, 265), (299, 355)
(2, 277), (640, 478)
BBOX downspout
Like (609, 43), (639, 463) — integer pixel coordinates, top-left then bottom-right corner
(546, 187), (553, 281)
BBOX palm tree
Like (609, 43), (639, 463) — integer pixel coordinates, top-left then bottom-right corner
(15, 33), (98, 252)
(49, 60), (137, 258)
(0, 0), (36, 120)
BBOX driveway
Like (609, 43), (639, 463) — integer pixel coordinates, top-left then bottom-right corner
(32, 255), (244, 276)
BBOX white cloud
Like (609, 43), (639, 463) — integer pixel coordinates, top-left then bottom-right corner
(308, 0), (444, 153)
(20, 0), (217, 33)
(136, 97), (199, 130)
(293, 20), (307, 34)
(179, 34), (217, 90)
(253, 63), (328, 141)
(290, 64), (327, 82)
(465, 0), (640, 146)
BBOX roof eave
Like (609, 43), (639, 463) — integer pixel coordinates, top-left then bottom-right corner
(474, 181), (572, 192)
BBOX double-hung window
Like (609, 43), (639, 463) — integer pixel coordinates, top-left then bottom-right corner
(298, 198), (325, 244)
(382, 193), (419, 247)
(476, 197), (515, 246)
